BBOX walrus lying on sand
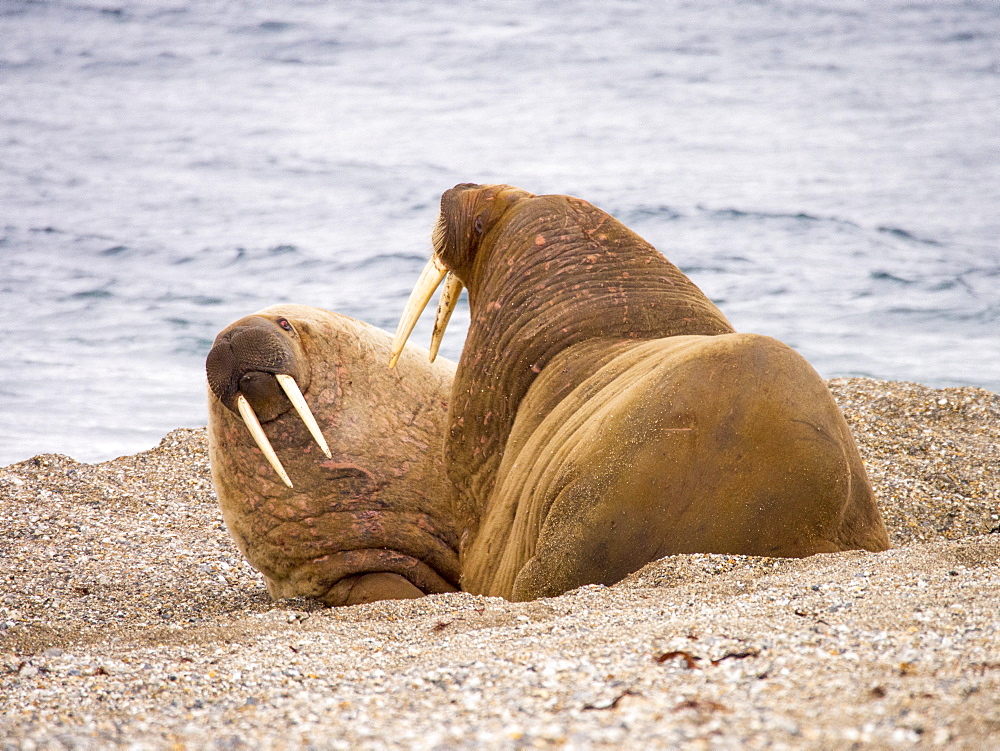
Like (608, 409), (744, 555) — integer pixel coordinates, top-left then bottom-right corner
(207, 184), (890, 606)
(389, 183), (890, 601)
(206, 305), (460, 606)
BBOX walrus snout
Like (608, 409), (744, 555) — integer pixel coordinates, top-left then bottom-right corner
(206, 317), (302, 410)
(206, 315), (331, 488)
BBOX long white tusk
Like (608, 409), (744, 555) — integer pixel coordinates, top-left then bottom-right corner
(236, 394), (293, 488)
(429, 272), (463, 363)
(275, 373), (332, 459)
(389, 254), (449, 368)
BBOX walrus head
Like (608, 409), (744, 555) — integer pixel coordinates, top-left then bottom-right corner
(206, 305), (462, 606)
(389, 183), (535, 366)
(206, 314), (330, 487)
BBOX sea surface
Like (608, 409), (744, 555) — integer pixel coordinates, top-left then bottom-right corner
(1, 0), (998, 465)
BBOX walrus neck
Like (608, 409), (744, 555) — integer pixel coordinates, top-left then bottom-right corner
(447, 194), (734, 535)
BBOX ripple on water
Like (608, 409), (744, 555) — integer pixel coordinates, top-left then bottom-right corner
(876, 226), (943, 246)
(69, 286), (115, 300)
(869, 271), (914, 285)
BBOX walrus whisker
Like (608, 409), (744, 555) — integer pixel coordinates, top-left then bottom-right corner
(275, 373), (332, 459)
(429, 272), (463, 363)
(236, 393), (293, 488)
(389, 254), (448, 368)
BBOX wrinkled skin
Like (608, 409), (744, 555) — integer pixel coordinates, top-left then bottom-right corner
(423, 183), (890, 600)
(206, 305), (460, 606)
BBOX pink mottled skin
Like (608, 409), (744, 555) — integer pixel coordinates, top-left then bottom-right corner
(207, 305), (459, 606)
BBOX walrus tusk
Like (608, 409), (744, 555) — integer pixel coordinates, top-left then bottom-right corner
(429, 272), (463, 363)
(389, 254), (449, 368)
(275, 373), (332, 459)
(236, 394), (293, 488)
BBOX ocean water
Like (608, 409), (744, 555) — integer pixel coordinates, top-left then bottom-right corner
(1, 0), (998, 465)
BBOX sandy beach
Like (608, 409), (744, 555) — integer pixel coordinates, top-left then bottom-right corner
(2, 377), (998, 749)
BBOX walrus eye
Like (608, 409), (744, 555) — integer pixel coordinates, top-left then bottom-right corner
(474, 216), (484, 235)
(277, 318), (294, 333)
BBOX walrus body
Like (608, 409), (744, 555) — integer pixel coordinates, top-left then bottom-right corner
(463, 334), (885, 599)
(392, 184), (890, 601)
(206, 305), (460, 606)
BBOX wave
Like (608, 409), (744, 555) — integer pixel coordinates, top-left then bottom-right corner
(154, 292), (226, 306)
(692, 206), (948, 250)
(338, 252), (430, 272)
(869, 270), (915, 285)
(70, 287), (114, 300)
(619, 204), (684, 222)
(876, 226), (943, 246)
(702, 207), (839, 225)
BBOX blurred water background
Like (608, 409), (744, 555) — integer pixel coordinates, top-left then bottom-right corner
(1, 0), (998, 465)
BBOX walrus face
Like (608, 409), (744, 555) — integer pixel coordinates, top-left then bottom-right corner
(389, 183), (534, 367)
(430, 183), (527, 273)
(206, 314), (331, 487)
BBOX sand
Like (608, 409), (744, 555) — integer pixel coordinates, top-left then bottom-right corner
(1, 378), (998, 749)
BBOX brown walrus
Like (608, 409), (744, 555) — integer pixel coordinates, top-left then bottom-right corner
(205, 304), (460, 606)
(390, 183), (891, 601)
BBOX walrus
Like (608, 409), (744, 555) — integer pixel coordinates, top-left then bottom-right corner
(206, 305), (460, 606)
(390, 183), (891, 601)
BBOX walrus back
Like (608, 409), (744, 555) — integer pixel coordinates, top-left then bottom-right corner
(462, 332), (890, 600)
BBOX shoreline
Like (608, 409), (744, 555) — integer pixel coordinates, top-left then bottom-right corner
(2, 377), (998, 748)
